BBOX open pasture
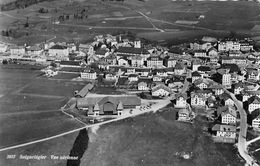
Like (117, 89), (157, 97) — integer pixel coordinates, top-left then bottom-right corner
(1, 0), (260, 45)
(20, 79), (85, 97)
(0, 67), (85, 149)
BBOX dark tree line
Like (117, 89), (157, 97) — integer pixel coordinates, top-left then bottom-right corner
(1, 29), (27, 38)
(39, 8), (48, 13)
(1, 0), (55, 11)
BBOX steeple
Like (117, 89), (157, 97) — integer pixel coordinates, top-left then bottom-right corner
(94, 103), (100, 111)
(117, 101), (123, 110)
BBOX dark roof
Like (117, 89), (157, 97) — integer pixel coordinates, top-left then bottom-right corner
(138, 78), (152, 84)
(117, 76), (129, 86)
(251, 109), (260, 120)
(117, 47), (149, 55)
(153, 68), (167, 73)
(128, 74), (138, 77)
(77, 95), (141, 110)
(175, 63), (183, 70)
(60, 61), (81, 66)
(50, 45), (67, 49)
(248, 96), (260, 105)
(212, 124), (236, 132)
(192, 71), (201, 77)
(76, 83), (94, 98)
(60, 67), (85, 72)
(219, 93), (231, 101)
(221, 64), (240, 73)
(147, 56), (163, 61)
(135, 68), (151, 72)
(95, 49), (107, 55)
(198, 66), (211, 72)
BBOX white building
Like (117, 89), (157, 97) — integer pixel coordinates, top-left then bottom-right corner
(221, 106), (237, 125)
(252, 114), (260, 130)
(0, 43), (8, 53)
(191, 92), (206, 107)
(178, 109), (190, 121)
(212, 124), (236, 141)
(80, 70), (97, 80)
(147, 56), (164, 68)
(48, 45), (69, 59)
(222, 73), (231, 87)
(151, 84), (172, 97)
(218, 41), (240, 52)
(192, 71), (202, 83)
(138, 81), (150, 91)
(248, 96), (260, 113)
(10, 46), (25, 55)
(175, 93), (187, 108)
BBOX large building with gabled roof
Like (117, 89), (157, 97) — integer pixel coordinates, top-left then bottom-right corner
(76, 95), (141, 117)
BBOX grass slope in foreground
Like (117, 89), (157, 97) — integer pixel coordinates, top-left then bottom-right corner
(83, 108), (244, 166)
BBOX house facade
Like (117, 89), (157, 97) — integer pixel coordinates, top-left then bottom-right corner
(221, 106), (237, 125)
(151, 84), (172, 97)
(49, 45), (69, 58)
(76, 96), (141, 117)
(248, 96), (260, 113)
(252, 115), (260, 130)
(212, 124), (236, 143)
(191, 92), (206, 107)
(10, 46), (25, 55)
(175, 93), (187, 108)
(81, 70), (97, 80)
(147, 56), (164, 68)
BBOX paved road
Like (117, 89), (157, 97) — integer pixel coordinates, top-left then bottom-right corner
(221, 87), (258, 166)
(246, 136), (260, 147)
(202, 77), (259, 166)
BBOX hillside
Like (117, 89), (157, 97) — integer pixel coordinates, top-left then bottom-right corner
(82, 108), (244, 166)
(1, 0), (260, 45)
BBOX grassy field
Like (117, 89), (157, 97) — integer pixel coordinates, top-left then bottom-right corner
(0, 105), (245, 166)
(81, 108), (244, 166)
(20, 79), (85, 97)
(0, 131), (79, 166)
(0, 66), (85, 149)
(1, 0), (260, 44)
(248, 140), (260, 162)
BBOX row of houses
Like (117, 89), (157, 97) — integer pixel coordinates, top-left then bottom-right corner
(190, 38), (254, 52)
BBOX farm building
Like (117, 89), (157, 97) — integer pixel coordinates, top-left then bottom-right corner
(76, 95), (141, 116)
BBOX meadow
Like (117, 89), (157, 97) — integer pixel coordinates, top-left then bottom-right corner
(0, 66), (85, 149)
(1, 0), (260, 45)
(80, 108), (244, 166)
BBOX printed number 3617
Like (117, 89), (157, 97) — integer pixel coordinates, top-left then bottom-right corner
(7, 155), (16, 159)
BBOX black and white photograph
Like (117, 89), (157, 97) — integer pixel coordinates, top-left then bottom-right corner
(0, 0), (260, 165)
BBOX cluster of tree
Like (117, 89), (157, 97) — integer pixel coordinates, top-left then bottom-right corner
(1, 29), (27, 38)
(67, 129), (89, 166)
(1, 0), (55, 11)
(58, 14), (70, 22)
(58, 8), (88, 22)
(38, 8), (48, 13)
(74, 8), (88, 20)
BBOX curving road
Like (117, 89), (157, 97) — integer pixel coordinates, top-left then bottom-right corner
(218, 85), (258, 166)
